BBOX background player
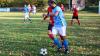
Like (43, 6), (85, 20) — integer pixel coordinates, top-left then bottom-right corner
(32, 5), (36, 15)
(71, 6), (80, 26)
(24, 4), (32, 23)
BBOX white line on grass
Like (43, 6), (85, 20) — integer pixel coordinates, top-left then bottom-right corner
(0, 17), (92, 20)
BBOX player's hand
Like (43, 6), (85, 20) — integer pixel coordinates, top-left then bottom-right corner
(49, 12), (55, 16)
(42, 14), (47, 18)
(49, 12), (53, 15)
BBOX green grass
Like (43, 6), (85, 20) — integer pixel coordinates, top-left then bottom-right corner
(0, 12), (100, 56)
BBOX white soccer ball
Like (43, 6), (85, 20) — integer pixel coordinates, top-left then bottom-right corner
(40, 48), (47, 56)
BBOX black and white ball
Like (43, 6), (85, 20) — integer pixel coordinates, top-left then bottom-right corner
(40, 48), (47, 56)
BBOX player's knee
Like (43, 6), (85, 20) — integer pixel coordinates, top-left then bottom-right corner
(48, 30), (52, 34)
(62, 36), (66, 40)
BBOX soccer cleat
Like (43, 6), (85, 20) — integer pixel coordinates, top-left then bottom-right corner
(49, 42), (56, 48)
(30, 21), (32, 23)
(57, 48), (62, 52)
(64, 48), (69, 54)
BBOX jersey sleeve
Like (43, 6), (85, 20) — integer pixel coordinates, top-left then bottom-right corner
(48, 7), (52, 12)
(55, 6), (61, 12)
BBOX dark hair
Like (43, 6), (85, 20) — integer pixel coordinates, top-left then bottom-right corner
(50, 1), (56, 4)
(57, 2), (62, 7)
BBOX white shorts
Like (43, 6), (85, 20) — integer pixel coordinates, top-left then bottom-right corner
(32, 11), (36, 14)
(24, 12), (29, 19)
(52, 26), (66, 36)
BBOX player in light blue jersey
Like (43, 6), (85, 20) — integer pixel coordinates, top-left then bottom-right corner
(24, 4), (32, 23)
(49, 1), (69, 54)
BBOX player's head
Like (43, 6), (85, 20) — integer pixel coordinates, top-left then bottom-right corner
(57, 2), (62, 7)
(50, 1), (56, 9)
(24, 4), (27, 7)
(48, 0), (55, 6)
(73, 5), (78, 9)
(24, 2), (28, 7)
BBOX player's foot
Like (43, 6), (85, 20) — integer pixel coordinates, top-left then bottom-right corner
(49, 42), (56, 48)
(64, 48), (69, 54)
(24, 21), (26, 23)
(57, 48), (62, 52)
(30, 21), (32, 23)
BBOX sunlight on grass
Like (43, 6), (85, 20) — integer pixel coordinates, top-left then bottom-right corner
(0, 12), (100, 56)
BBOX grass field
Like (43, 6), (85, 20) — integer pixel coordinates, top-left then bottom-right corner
(0, 12), (100, 56)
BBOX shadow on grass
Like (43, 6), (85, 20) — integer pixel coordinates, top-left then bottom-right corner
(82, 6), (98, 13)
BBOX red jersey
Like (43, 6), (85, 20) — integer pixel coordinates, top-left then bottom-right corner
(47, 6), (54, 25)
(73, 8), (78, 16)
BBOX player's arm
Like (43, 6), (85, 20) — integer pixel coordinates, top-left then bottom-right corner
(43, 12), (49, 20)
(49, 11), (59, 16)
(42, 12), (49, 22)
(49, 7), (60, 16)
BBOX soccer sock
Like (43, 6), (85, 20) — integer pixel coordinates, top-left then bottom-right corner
(28, 18), (32, 21)
(71, 20), (73, 25)
(63, 39), (68, 49)
(77, 19), (80, 25)
(53, 38), (62, 48)
(48, 34), (54, 40)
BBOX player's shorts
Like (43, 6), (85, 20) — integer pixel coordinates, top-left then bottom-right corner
(48, 24), (53, 31)
(24, 12), (29, 19)
(52, 26), (66, 36)
(32, 10), (36, 14)
(72, 16), (78, 19)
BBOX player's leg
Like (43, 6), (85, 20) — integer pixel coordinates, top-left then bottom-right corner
(76, 16), (80, 25)
(48, 24), (56, 47)
(24, 16), (26, 23)
(28, 18), (32, 23)
(58, 26), (69, 53)
(48, 24), (54, 40)
(24, 13), (28, 23)
(27, 12), (32, 23)
(29, 10), (31, 17)
(48, 30), (54, 40)
(52, 27), (62, 49)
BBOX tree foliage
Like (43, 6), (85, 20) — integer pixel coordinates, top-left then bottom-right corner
(0, 0), (99, 7)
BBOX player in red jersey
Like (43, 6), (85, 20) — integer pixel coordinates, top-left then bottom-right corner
(42, 5), (55, 47)
(43, 6), (54, 39)
(71, 7), (80, 26)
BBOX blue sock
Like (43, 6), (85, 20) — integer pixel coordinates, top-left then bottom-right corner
(63, 39), (68, 49)
(53, 38), (62, 48)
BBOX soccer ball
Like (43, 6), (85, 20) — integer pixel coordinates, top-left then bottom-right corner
(40, 48), (47, 56)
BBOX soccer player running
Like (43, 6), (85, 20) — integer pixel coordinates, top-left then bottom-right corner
(71, 6), (80, 26)
(28, 4), (32, 17)
(24, 4), (32, 23)
(42, 2), (55, 47)
(42, 2), (65, 47)
(49, 1), (69, 53)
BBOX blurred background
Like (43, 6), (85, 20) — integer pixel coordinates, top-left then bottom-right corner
(0, 0), (99, 12)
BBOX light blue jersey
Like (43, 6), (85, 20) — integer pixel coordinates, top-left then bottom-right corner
(24, 5), (29, 13)
(52, 6), (67, 27)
